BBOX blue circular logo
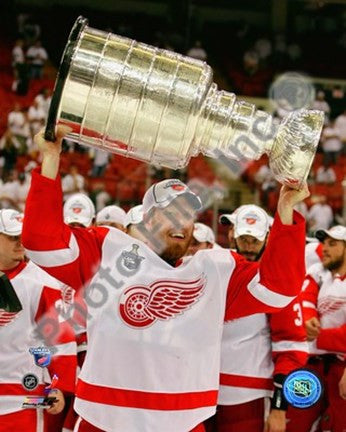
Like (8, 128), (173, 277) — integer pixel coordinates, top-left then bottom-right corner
(283, 369), (323, 409)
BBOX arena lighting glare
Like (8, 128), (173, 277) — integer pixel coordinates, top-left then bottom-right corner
(46, 16), (324, 189)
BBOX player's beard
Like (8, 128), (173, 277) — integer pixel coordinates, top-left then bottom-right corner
(323, 254), (344, 271)
(160, 237), (192, 266)
(323, 243), (345, 271)
(236, 243), (266, 262)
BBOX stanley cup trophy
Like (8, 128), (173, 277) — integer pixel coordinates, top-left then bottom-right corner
(45, 17), (324, 188)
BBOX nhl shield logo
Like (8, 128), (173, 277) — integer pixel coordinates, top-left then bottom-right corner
(29, 347), (52, 368)
(121, 244), (145, 271)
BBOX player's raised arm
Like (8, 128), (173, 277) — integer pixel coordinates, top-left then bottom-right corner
(22, 127), (107, 290)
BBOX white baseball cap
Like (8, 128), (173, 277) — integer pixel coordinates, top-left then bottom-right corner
(124, 205), (144, 228)
(219, 205), (246, 226)
(63, 193), (95, 227)
(234, 205), (270, 242)
(315, 225), (346, 242)
(142, 179), (202, 214)
(193, 223), (215, 244)
(219, 213), (236, 225)
(0, 209), (23, 236)
(96, 205), (126, 226)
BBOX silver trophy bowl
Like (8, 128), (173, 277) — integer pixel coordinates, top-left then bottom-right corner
(45, 17), (324, 189)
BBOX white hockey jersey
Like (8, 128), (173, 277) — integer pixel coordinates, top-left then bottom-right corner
(22, 169), (306, 432)
(0, 261), (76, 415)
(302, 262), (346, 356)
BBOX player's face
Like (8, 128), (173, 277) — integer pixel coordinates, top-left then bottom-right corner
(235, 235), (266, 262)
(321, 237), (346, 271)
(0, 233), (25, 269)
(146, 196), (195, 263)
(186, 238), (212, 256)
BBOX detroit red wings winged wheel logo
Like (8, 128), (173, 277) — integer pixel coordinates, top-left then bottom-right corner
(119, 275), (206, 328)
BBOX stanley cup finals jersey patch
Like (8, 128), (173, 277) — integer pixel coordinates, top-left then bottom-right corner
(119, 275), (206, 329)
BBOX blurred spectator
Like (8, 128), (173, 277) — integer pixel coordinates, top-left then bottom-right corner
(0, 171), (19, 209)
(28, 99), (46, 136)
(11, 39), (25, 91)
(0, 131), (20, 176)
(91, 149), (109, 177)
(329, 85), (345, 118)
(307, 195), (334, 232)
(186, 41), (207, 61)
(321, 121), (342, 165)
(34, 88), (52, 118)
(26, 40), (48, 79)
(21, 16), (41, 44)
(62, 165), (86, 201)
(254, 37), (272, 62)
(312, 90), (331, 122)
(228, 50), (272, 97)
(335, 109), (346, 143)
(315, 161), (337, 184)
(93, 182), (111, 212)
(15, 172), (30, 212)
(254, 163), (277, 207)
(7, 103), (31, 151)
(16, 13), (30, 36)
(11, 39), (30, 95)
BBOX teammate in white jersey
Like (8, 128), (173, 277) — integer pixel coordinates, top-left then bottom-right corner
(217, 205), (308, 432)
(186, 223), (216, 256)
(0, 209), (76, 432)
(22, 127), (308, 432)
(287, 225), (346, 432)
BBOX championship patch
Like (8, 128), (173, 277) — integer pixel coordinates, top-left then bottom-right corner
(29, 346), (53, 368)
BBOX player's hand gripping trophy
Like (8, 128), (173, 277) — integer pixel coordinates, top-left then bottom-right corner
(45, 17), (324, 188)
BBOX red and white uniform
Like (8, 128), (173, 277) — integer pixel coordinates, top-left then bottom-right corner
(305, 242), (323, 270)
(22, 169), (306, 432)
(0, 260), (77, 430)
(302, 263), (346, 355)
(219, 298), (308, 406)
(286, 263), (346, 432)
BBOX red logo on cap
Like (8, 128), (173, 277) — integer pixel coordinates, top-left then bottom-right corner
(245, 218), (257, 225)
(171, 184), (185, 191)
(72, 207), (82, 214)
(15, 216), (23, 223)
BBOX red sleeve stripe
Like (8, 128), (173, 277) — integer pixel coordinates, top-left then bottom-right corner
(247, 274), (296, 308)
(25, 234), (79, 267)
(272, 340), (309, 353)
